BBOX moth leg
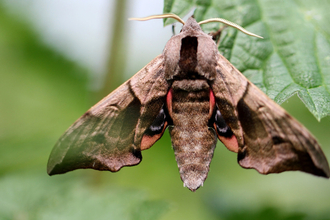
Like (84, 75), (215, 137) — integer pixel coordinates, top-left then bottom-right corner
(209, 25), (227, 46)
(141, 106), (170, 150)
(172, 24), (176, 36)
(209, 89), (238, 152)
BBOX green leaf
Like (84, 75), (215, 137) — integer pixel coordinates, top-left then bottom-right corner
(164, 0), (330, 120)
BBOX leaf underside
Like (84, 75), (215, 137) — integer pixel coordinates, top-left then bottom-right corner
(164, 0), (330, 121)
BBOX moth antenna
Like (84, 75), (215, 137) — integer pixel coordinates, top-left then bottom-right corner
(198, 18), (263, 39)
(129, 14), (185, 25)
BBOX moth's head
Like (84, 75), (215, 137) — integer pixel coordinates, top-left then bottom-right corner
(181, 17), (202, 33)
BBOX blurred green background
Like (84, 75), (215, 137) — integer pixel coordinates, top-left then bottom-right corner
(1, 1), (330, 220)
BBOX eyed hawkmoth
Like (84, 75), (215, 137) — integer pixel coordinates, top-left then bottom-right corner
(47, 14), (330, 191)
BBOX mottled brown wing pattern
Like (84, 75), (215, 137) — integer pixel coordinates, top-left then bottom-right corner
(47, 14), (330, 192)
(47, 55), (169, 175)
(212, 53), (330, 177)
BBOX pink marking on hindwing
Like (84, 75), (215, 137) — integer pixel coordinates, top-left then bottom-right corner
(166, 87), (173, 118)
(210, 89), (238, 153)
(209, 89), (216, 119)
(141, 121), (168, 151)
(216, 131), (239, 153)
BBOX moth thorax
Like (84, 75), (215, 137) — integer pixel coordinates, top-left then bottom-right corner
(179, 36), (198, 73)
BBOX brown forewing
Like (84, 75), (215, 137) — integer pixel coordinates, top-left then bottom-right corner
(47, 55), (169, 175)
(212, 53), (330, 177)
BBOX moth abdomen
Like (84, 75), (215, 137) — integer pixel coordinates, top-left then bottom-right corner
(168, 80), (217, 191)
(180, 164), (209, 191)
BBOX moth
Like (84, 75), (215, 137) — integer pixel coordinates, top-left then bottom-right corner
(47, 14), (330, 191)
